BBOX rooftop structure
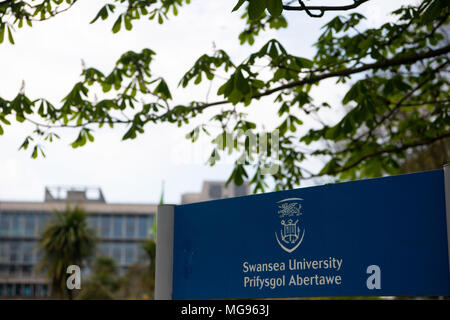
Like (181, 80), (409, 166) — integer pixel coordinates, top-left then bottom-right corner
(181, 181), (250, 204)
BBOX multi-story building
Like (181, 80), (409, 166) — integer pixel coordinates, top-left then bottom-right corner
(0, 186), (156, 299)
(181, 181), (249, 204)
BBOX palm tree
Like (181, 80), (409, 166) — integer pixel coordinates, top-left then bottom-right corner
(38, 205), (96, 299)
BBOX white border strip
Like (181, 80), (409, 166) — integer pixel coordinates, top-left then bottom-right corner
(155, 205), (175, 300)
(444, 165), (450, 276)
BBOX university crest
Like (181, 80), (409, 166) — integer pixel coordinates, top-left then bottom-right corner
(275, 198), (305, 253)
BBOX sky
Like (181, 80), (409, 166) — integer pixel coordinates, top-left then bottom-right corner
(0, 0), (417, 204)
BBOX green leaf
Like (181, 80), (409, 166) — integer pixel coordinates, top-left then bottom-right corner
(296, 57), (313, 68)
(248, 0), (267, 20)
(123, 126), (137, 140)
(90, 5), (108, 24)
(194, 73), (202, 85)
(342, 81), (363, 104)
(228, 164), (248, 186)
(112, 15), (122, 33)
(7, 25), (14, 44)
(319, 158), (341, 175)
(421, 0), (449, 23)
(31, 146), (38, 159)
(0, 25), (5, 43)
(267, 0), (283, 17)
(19, 137), (32, 151)
(154, 79), (172, 100)
(16, 114), (25, 123)
(0, 115), (11, 125)
(86, 130), (95, 142)
(234, 69), (250, 94)
(124, 16), (133, 31)
(232, 0), (247, 12)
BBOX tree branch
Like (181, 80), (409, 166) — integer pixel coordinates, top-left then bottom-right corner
(189, 44), (450, 115)
(257, 44), (450, 99)
(361, 60), (449, 141)
(316, 132), (450, 178)
(17, 45), (450, 131)
(283, 0), (370, 18)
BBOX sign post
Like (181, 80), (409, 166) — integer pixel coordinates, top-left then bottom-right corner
(155, 204), (175, 300)
(156, 168), (450, 299)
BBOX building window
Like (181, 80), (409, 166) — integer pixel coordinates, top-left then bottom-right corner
(24, 214), (36, 237)
(0, 242), (8, 263)
(23, 284), (31, 297)
(125, 216), (136, 238)
(125, 243), (135, 265)
(0, 265), (8, 277)
(23, 242), (35, 263)
(0, 213), (10, 236)
(36, 246), (43, 265)
(22, 265), (33, 277)
(113, 216), (123, 238)
(112, 243), (122, 265)
(209, 184), (222, 199)
(100, 216), (111, 238)
(6, 284), (13, 297)
(14, 284), (21, 296)
(138, 216), (148, 239)
(15, 284), (21, 296)
(10, 242), (21, 263)
(12, 214), (22, 236)
(37, 214), (50, 234)
(9, 265), (18, 276)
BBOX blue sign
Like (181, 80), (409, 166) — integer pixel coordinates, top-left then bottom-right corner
(172, 170), (450, 299)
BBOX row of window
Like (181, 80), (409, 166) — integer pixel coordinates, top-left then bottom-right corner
(0, 213), (48, 237)
(0, 240), (148, 267)
(0, 211), (154, 239)
(0, 241), (39, 264)
(88, 215), (153, 239)
(97, 242), (148, 266)
(0, 283), (49, 298)
(0, 264), (41, 278)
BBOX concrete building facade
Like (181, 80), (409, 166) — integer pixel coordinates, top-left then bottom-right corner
(0, 187), (156, 299)
(181, 181), (250, 204)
